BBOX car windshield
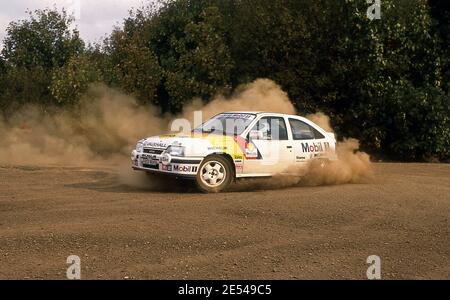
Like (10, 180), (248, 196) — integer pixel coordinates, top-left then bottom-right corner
(193, 113), (257, 136)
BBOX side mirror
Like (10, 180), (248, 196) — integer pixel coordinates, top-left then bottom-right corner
(249, 130), (264, 140)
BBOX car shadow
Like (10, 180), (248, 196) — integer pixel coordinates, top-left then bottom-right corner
(65, 170), (200, 194)
(64, 167), (341, 195)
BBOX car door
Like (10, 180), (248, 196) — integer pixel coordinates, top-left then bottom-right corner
(243, 116), (295, 175)
(288, 118), (328, 166)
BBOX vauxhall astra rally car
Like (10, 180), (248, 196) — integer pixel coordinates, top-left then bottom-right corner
(131, 112), (337, 192)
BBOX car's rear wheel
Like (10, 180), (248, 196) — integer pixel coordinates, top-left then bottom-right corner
(196, 155), (233, 193)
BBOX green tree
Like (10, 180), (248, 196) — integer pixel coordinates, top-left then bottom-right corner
(429, 0), (450, 93)
(0, 8), (85, 109)
(0, 56), (5, 75)
(348, 0), (448, 160)
(1, 8), (84, 69)
(164, 5), (234, 110)
(50, 54), (103, 105)
(107, 30), (162, 105)
(109, 0), (234, 111)
(228, 0), (312, 97)
(0, 57), (5, 109)
(0, 66), (50, 112)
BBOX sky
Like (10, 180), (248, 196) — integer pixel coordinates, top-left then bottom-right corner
(0, 0), (153, 48)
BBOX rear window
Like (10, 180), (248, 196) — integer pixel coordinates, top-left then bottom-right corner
(289, 119), (325, 140)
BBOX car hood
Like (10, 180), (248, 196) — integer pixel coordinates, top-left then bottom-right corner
(139, 133), (246, 158)
(141, 134), (186, 149)
(141, 133), (236, 149)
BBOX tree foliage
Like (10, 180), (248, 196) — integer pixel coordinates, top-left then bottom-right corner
(164, 5), (234, 110)
(0, 8), (84, 110)
(107, 29), (162, 105)
(50, 54), (103, 105)
(1, 8), (83, 69)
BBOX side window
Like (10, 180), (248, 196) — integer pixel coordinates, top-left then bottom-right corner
(312, 127), (325, 139)
(250, 117), (288, 141)
(289, 119), (325, 140)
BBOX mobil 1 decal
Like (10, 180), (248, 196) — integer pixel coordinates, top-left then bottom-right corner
(301, 142), (330, 153)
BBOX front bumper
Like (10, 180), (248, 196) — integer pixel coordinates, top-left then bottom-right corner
(131, 150), (202, 178)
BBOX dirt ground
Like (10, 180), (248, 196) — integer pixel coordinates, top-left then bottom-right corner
(0, 162), (448, 279)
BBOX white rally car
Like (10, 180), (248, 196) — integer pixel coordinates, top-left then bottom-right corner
(131, 112), (336, 192)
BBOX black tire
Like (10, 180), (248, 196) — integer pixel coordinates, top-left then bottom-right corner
(196, 155), (234, 193)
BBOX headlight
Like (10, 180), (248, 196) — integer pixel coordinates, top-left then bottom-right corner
(166, 145), (185, 156)
(135, 142), (144, 153)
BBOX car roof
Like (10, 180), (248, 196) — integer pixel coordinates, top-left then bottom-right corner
(222, 111), (302, 118)
(222, 111), (264, 114)
(219, 111), (329, 133)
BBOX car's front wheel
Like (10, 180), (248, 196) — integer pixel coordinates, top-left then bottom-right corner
(196, 155), (233, 193)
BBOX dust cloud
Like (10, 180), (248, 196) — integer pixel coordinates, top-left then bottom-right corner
(0, 78), (372, 190)
(306, 112), (333, 132)
(0, 85), (165, 166)
(180, 79), (296, 122)
(304, 112), (372, 185)
(304, 138), (372, 185)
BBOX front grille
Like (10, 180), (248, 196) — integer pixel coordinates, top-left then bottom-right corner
(171, 159), (202, 164)
(143, 148), (164, 155)
(143, 164), (160, 170)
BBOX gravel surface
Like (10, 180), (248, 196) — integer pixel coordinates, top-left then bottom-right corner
(0, 163), (448, 279)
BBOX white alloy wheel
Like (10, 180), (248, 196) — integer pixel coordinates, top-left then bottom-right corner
(200, 160), (227, 187)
